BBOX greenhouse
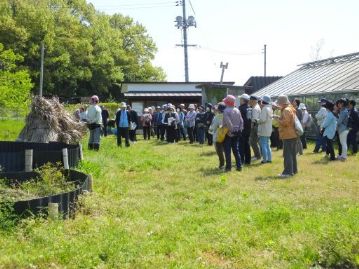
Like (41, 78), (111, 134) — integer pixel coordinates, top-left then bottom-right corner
(254, 52), (359, 112)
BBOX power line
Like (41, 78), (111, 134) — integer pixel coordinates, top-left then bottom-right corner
(197, 46), (261, 56)
(188, 0), (196, 15)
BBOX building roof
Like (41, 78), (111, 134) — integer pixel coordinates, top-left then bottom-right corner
(254, 52), (359, 97)
(243, 76), (282, 94)
(196, 83), (244, 90)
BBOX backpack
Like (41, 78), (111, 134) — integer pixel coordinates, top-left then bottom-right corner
(217, 127), (229, 143)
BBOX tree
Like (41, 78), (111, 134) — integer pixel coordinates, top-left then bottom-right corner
(0, 43), (33, 116)
(0, 0), (166, 99)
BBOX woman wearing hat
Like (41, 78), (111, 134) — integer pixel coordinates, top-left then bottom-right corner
(258, 95), (273, 164)
(222, 95), (243, 172)
(238, 94), (252, 165)
(209, 102), (226, 169)
(276, 95), (298, 178)
(86, 95), (102, 151)
(185, 104), (197, 143)
(141, 108), (153, 140)
(299, 103), (311, 150)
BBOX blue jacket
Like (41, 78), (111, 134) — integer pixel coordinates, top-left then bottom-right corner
(337, 108), (349, 134)
(322, 111), (337, 139)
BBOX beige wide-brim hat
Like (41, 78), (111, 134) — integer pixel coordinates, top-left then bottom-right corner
(277, 95), (290, 106)
(119, 102), (127, 108)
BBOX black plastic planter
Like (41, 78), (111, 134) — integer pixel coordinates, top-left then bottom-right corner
(0, 141), (82, 172)
(0, 170), (91, 219)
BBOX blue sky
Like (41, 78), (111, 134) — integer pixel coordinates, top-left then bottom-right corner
(87, 0), (359, 85)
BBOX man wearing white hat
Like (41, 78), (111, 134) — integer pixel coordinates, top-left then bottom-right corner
(115, 102), (131, 147)
(238, 94), (252, 164)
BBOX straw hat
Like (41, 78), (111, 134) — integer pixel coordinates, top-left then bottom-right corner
(277, 95), (290, 106)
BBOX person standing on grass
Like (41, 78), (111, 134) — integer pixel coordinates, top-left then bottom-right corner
(101, 105), (109, 137)
(153, 106), (162, 140)
(249, 96), (262, 160)
(142, 108), (152, 140)
(87, 95), (102, 151)
(313, 98), (328, 153)
(223, 95), (244, 172)
(336, 98), (349, 160)
(321, 101), (337, 161)
(163, 105), (177, 143)
(160, 104), (168, 141)
(238, 94), (252, 165)
(177, 104), (186, 141)
(292, 98), (304, 154)
(299, 103), (311, 150)
(258, 95), (273, 164)
(205, 103), (215, 146)
(348, 100), (359, 154)
(195, 106), (206, 145)
(276, 95), (298, 178)
(115, 102), (131, 147)
(127, 105), (139, 143)
(271, 103), (282, 150)
(209, 102), (226, 169)
(185, 104), (197, 144)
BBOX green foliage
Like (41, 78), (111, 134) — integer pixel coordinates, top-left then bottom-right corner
(0, 0), (166, 99)
(0, 119), (24, 140)
(0, 163), (75, 202)
(0, 43), (32, 117)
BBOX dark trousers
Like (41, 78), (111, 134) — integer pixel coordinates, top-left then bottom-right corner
(197, 127), (205, 144)
(155, 126), (160, 139)
(239, 133), (251, 164)
(215, 142), (225, 167)
(102, 122), (108, 137)
(143, 127), (151, 140)
(300, 133), (307, 149)
(117, 127), (130, 147)
(187, 127), (194, 143)
(314, 133), (327, 152)
(129, 129), (137, 142)
(271, 127), (282, 149)
(282, 138), (298, 175)
(347, 129), (358, 153)
(177, 126), (186, 141)
(325, 136), (335, 160)
(224, 134), (242, 170)
(206, 128), (213, 145)
(160, 125), (166, 141)
(166, 126), (176, 143)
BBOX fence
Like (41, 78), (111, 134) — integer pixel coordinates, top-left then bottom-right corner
(0, 141), (83, 172)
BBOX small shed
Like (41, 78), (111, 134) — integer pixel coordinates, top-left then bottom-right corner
(243, 76), (282, 95)
(196, 83), (244, 106)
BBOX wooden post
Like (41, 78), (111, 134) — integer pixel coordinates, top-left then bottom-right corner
(48, 202), (59, 220)
(62, 148), (69, 169)
(88, 175), (93, 192)
(24, 149), (33, 172)
(79, 143), (83, 160)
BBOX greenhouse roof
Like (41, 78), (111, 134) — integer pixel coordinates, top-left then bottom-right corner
(254, 52), (359, 97)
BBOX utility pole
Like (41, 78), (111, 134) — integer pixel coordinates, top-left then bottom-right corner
(219, 62), (228, 84)
(263, 44), (267, 77)
(175, 0), (196, 82)
(39, 41), (45, 97)
(182, 0), (189, 82)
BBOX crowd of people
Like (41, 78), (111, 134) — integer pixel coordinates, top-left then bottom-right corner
(76, 94), (359, 178)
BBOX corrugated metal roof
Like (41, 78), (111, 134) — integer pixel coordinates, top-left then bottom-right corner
(254, 52), (359, 97)
(124, 92), (202, 97)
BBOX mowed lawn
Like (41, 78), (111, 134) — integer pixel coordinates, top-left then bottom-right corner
(0, 120), (358, 269)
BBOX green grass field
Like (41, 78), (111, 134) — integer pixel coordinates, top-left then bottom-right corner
(0, 119), (358, 268)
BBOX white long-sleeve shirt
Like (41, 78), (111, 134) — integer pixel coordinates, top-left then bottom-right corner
(315, 107), (327, 127)
(251, 104), (261, 123)
(86, 105), (102, 124)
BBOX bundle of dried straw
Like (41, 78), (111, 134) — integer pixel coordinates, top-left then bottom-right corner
(17, 97), (87, 144)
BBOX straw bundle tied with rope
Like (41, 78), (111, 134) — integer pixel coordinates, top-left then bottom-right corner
(17, 97), (87, 144)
